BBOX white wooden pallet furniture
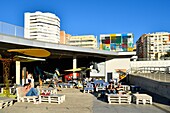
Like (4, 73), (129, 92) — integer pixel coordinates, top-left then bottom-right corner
(0, 98), (14, 109)
(83, 83), (94, 93)
(96, 87), (105, 92)
(0, 87), (16, 94)
(41, 87), (57, 94)
(39, 94), (65, 104)
(133, 94), (152, 105)
(83, 87), (94, 93)
(16, 87), (39, 103)
(107, 94), (131, 104)
(121, 85), (130, 91)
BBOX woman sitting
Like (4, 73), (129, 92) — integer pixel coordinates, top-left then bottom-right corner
(107, 81), (116, 94)
(23, 83), (39, 96)
(116, 83), (124, 94)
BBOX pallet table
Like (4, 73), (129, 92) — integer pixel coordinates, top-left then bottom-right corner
(107, 94), (131, 104)
(133, 94), (152, 105)
(39, 94), (65, 104)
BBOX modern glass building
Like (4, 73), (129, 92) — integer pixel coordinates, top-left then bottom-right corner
(100, 33), (134, 52)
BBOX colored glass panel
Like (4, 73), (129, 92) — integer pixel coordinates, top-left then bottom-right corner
(102, 44), (110, 50)
(122, 34), (128, 37)
(110, 34), (116, 43)
(122, 44), (127, 48)
(122, 36), (129, 39)
(116, 36), (121, 43)
(101, 39), (105, 44)
(100, 44), (103, 50)
(105, 39), (110, 44)
(102, 44), (105, 49)
(105, 36), (110, 40)
(105, 44), (110, 50)
(110, 43), (116, 50)
(123, 38), (127, 44)
(128, 47), (133, 52)
(110, 34), (116, 37)
(128, 43), (133, 47)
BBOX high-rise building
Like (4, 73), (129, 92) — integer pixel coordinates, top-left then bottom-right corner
(60, 31), (71, 44)
(136, 32), (170, 60)
(24, 11), (60, 43)
(136, 34), (145, 59)
(100, 33), (134, 52)
(67, 35), (97, 49)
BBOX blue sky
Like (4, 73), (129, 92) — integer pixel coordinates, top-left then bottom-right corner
(0, 0), (170, 43)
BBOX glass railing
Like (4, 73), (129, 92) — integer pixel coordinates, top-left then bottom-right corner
(0, 21), (24, 38)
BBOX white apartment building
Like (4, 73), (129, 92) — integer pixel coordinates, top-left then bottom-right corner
(137, 32), (170, 60)
(24, 11), (60, 43)
(67, 35), (97, 49)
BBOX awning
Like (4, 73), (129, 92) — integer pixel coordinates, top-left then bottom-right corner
(7, 48), (51, 57)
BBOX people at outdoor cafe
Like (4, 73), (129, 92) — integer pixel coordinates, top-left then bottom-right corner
(107, 81), (124, 94)
(23, 83), (39, 96)
(116, 83), (124, 94)
(107, 81), (116, 94)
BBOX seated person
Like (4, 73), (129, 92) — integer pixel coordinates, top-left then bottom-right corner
(107, 81), (116, 94)
(116, 83), (123, 94)
(23, 83), (39, 96)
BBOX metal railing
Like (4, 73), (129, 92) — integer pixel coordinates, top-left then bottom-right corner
(130, 66), (170, 82)
(136, 57), (170, 61)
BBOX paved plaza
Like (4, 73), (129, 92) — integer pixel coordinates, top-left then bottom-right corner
(0, 88), (169, 113)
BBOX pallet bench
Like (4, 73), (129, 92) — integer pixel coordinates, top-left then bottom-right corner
(121, 85), (130, 91)
(19, 96), (39, 103)
(107, 94), (131, 104)
(39, 94), (65, 104)
(16, 87), (39, 103)
(0, 98), (15, 109)
(83, 83), (94, 93)
(133, 94), (152, 105)
(41, 87), (57, 94)
(83, 87), (94, 93)
(96, 87), (105, 92)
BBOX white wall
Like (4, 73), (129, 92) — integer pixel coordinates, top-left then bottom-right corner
(105, 58), (131, 81)
(90, 62), (105, 78)
(106, 58), (130, 71)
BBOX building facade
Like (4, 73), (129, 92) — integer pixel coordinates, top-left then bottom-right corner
(136, 34), (145, 59)
(67, 35), (97, 49)
(136, 32), (170, 60)
(60, 31), (71, 44)
(100, 33), (134, 52)
(24, 11), (60, 43)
